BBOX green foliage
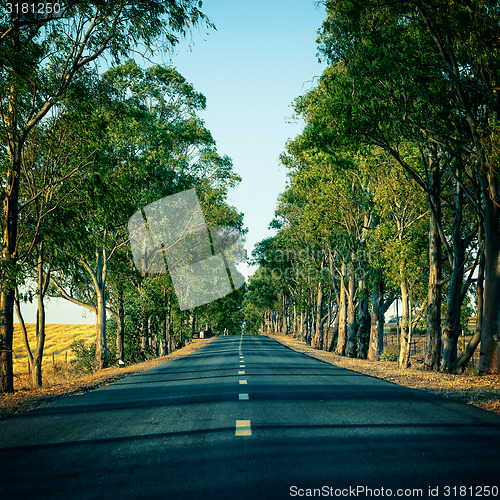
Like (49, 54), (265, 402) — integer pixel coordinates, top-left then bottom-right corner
(381, 344), (399, 362)
(0, 0), (251, 393)
(239, 0), (500, 374)
(69, 340), (97, 376)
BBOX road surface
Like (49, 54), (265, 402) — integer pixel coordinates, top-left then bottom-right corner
(1, 335), (499, 499)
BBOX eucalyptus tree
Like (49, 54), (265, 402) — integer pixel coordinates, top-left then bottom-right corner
(49, 75), (140, 370)
(290, 58), (445, 368)
(370, 152), (429, 368)
(11, 72), (105, 386)
(314, 0), (499, 372)
(52, 56), (244, 369)
(406, 0), (500, 374)
(282, 118), (391, 359)
(0, 0), (210, 391)
(244, 267), (280, 335)
(250, 237), (287, 335)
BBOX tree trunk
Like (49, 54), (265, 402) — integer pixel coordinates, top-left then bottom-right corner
(327, 311), (339, 351)
(368, 277), (384, 361)
(323, 296), (332, 350)
(161, 315), (167, 355)
(335, 263), (347, 355)
(191, 313), (196, 338)
(346, 271), (356, 358)
(479, 174), (500, 374)
(0, 137), (22, 393)
(452, 213), (485, 373)
(32, 243), (51, 387)
(96, 286), (107, 370)
(292, 305), (297, 338)
(15, 289), (34, 379)
(357, 280), (370, 360)
(398, 279), (411, 368)
(141, 315), (150, 351)
(33, 296), (46, 387)
(299, 310), (305, 340)
(281, 295), (287, 335)
(116, 291), (125, 362)
(441, 170), (466, 372)
(424, 151), (442, 371)
(167, 314), (175, 354)
(312, 283), (324, 349)
(94, 248), (108, 370)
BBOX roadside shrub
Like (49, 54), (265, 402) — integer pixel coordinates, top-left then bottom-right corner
(45, 357), (71, 384)
(70, 339), (96, 376)
(463, 361), (479, 376)
(128, 346), (156, 364)
(381, 343), (399, 362)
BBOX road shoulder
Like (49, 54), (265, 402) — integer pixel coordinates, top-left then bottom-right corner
(1, 337), (216, 420)
(267, 333), (500, 415)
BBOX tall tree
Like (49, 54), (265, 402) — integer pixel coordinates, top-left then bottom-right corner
(315, 0), (499, 372)
(0, 1), (210, 391)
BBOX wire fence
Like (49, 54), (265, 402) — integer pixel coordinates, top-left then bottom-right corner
(383, 317), (479, 369)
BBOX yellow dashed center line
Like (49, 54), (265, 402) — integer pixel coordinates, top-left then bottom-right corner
(235, 420), (252, 436)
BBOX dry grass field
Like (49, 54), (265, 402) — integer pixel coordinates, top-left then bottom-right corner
(12, 323), (95, 389)
(1, 336), (215, 420)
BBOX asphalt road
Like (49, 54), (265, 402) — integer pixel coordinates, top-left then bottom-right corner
(1, 335), (499, 500)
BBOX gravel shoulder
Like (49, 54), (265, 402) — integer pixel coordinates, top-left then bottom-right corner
(0, 337), (215, 420)
(268, 333), (500, 415)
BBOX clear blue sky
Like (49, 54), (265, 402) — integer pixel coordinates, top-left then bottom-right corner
(20, 0), (326, 324)
(168, 0), (326, 275)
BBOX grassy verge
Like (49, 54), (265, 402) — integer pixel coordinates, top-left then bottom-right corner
(1, 337), (215, 420)
(268, 333), (500, 415)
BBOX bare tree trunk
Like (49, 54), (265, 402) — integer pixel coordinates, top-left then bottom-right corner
(452, 213), (484, 373)
(368, 277), (384, 361)
(0, 138), (21, 393)
(299, 310), (305, 340)
(424, 150), (442, 371)
(479, 174), (500, 374)
(191, 313), (196, 338)
(292, 305), (297, 338)
(283, 300), (288, 335)
(357, 279), (370, 360)
(167, 313), (175, 354)
(96, 287), (107, 370)
(441, 170), (466, 371)
(346, 271), (356, 358)
(335, 263), (347, 355)
(327, 311), (339, 351)
(398, 279), (411, 368)
(116, 291), (125, 362)
(323, 296), (332, 351)
(161, 315), (168, 356)
(312, 283), (324, 349)
(94, 248), (108, 370)
(14, 289), (33, 373)
(32, 243), (51, 386)
(0, 287), (16, 393)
